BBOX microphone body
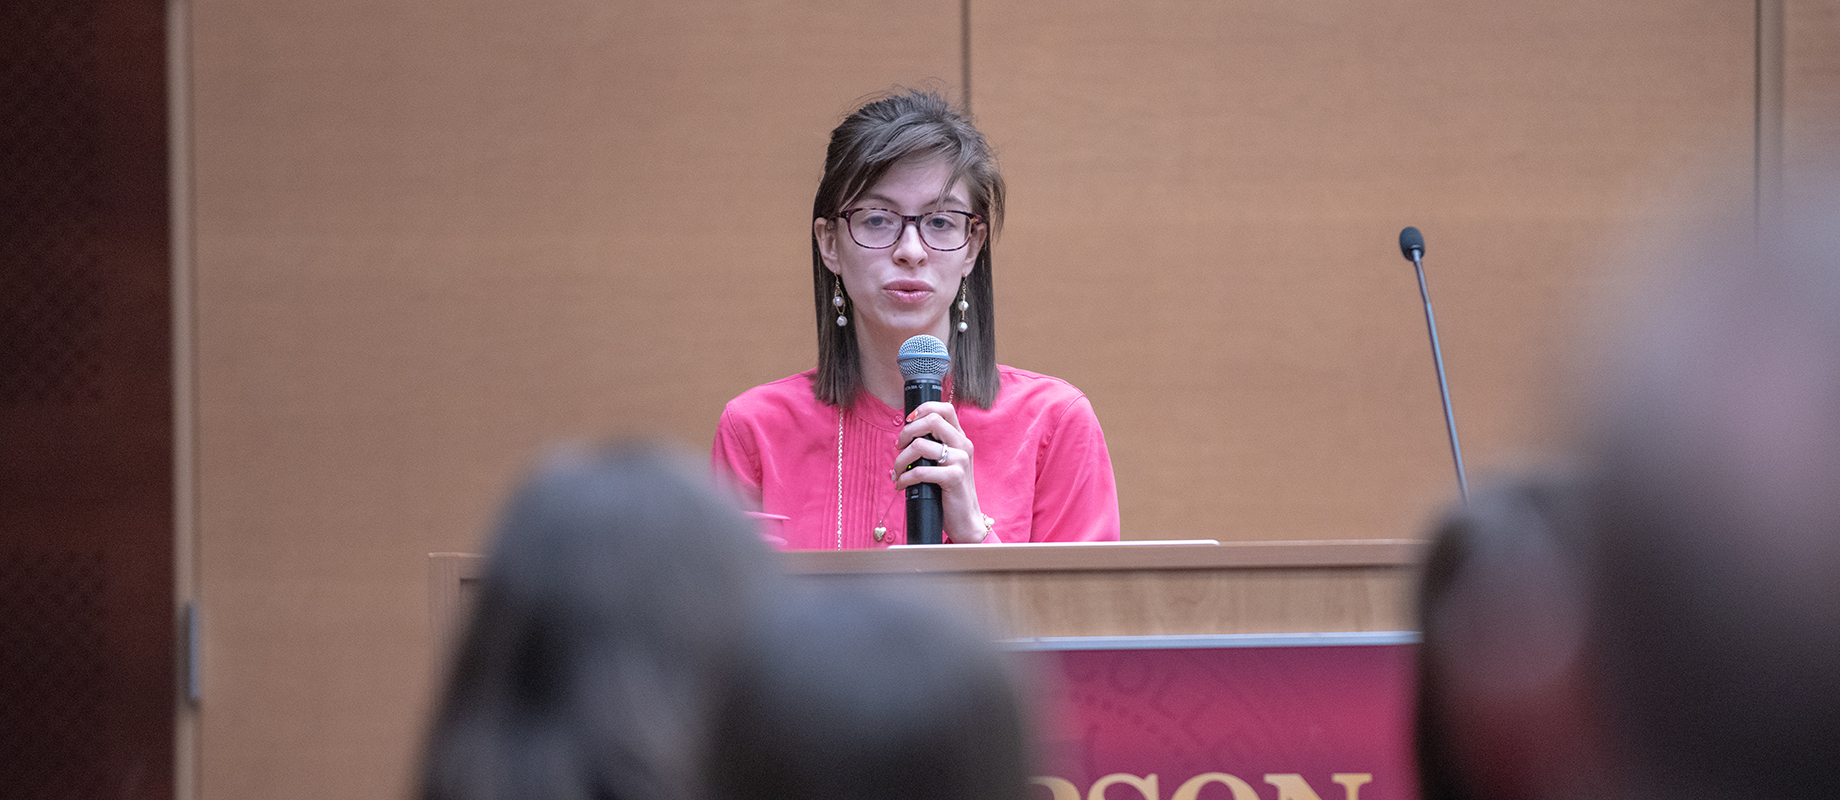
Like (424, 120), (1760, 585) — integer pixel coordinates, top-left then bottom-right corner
(897, 335), (951, 545)
(903, 378), (945, 545)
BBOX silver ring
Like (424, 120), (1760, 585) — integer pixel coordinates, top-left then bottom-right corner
(938, 443), (951, 462)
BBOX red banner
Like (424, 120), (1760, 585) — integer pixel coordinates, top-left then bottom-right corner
(1025, 641), (1418, 800)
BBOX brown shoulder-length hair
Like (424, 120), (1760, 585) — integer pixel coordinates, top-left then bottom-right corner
(420, 443), (779, 800)
(811, 90), (1005, 409)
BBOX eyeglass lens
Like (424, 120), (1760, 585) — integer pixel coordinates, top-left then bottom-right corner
(847, 210), (972, 250)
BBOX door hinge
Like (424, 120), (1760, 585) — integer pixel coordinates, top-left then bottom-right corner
(181, 601), (200, 705)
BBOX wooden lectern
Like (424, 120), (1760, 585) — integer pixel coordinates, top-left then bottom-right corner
(429, 540), (1422, 677)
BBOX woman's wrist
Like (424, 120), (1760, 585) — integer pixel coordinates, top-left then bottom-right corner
(948, 509), (996, 543)
(974, 513), (996, 543)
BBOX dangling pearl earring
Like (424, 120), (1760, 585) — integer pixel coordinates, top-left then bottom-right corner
(833, 280), (848, 327)
(955, 280), (970, 333)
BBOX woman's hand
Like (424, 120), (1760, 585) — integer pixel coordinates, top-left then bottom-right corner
(893, 400), (993, 543)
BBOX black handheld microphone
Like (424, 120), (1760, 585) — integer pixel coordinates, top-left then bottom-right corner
(1396, 226), (1469, 503)
(897, 335), (950, 545)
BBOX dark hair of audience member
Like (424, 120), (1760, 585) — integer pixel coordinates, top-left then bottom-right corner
(1414, 475), (1589, 800)
(710, 583), (1032, 800)
(420, 443), (777, 800)
(1580, 181), (1840, 800)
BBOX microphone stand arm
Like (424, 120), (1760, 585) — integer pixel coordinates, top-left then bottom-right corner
(1413, 253), (1470, 504)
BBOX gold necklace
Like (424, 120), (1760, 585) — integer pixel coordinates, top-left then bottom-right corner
(833, 406), (903, 548)
(835, 385), (951, 549)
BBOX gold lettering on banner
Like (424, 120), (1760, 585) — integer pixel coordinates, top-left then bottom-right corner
(1171, 772), (1261, 800)
(1331, 774), (1373, 800)
(1032, 776), (1081, 800)
(1029, 772), (1375, 800)
(1263, 773), (1375, 800)
(1088, 773), (1159, 800)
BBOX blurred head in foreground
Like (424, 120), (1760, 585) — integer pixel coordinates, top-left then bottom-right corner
(421, 443), (776, 800)
(711, 583), (1031, 800)
(1415, 475), (1594, 800)
(1417, 176), (1840, 800)
(1580, 182), (1840, 799)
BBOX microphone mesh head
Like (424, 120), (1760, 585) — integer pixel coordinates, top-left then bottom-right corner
(897, 335), (951, 382)
(1399, 226), (1426, 260)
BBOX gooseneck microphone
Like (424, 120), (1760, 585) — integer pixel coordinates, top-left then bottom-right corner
(897, 335), (950, 544)
(1399, 226), (1425, 261)
(1398, 226), (1469, 504)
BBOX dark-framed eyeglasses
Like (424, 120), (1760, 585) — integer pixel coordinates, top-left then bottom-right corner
(837, 208), (983, 252)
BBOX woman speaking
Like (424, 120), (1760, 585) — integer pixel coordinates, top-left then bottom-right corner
(712, 90), (1120, 549)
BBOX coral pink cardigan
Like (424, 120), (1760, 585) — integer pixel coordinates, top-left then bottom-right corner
(712, 366), (1121, 550)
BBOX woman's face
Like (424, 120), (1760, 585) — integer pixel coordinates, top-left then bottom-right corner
(815, 158), (985, 346)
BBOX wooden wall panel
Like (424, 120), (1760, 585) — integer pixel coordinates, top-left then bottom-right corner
(973, 1), (1755, 542)
(0, 1), (172, 797)
(1786, 0), (1840, 197)
(187, 2), (958, 799)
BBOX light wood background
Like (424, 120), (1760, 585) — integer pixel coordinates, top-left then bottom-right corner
(176, 2), (1839, 799)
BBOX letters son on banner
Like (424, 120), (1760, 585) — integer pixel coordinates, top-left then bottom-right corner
(1021, 643), (1417, 800)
